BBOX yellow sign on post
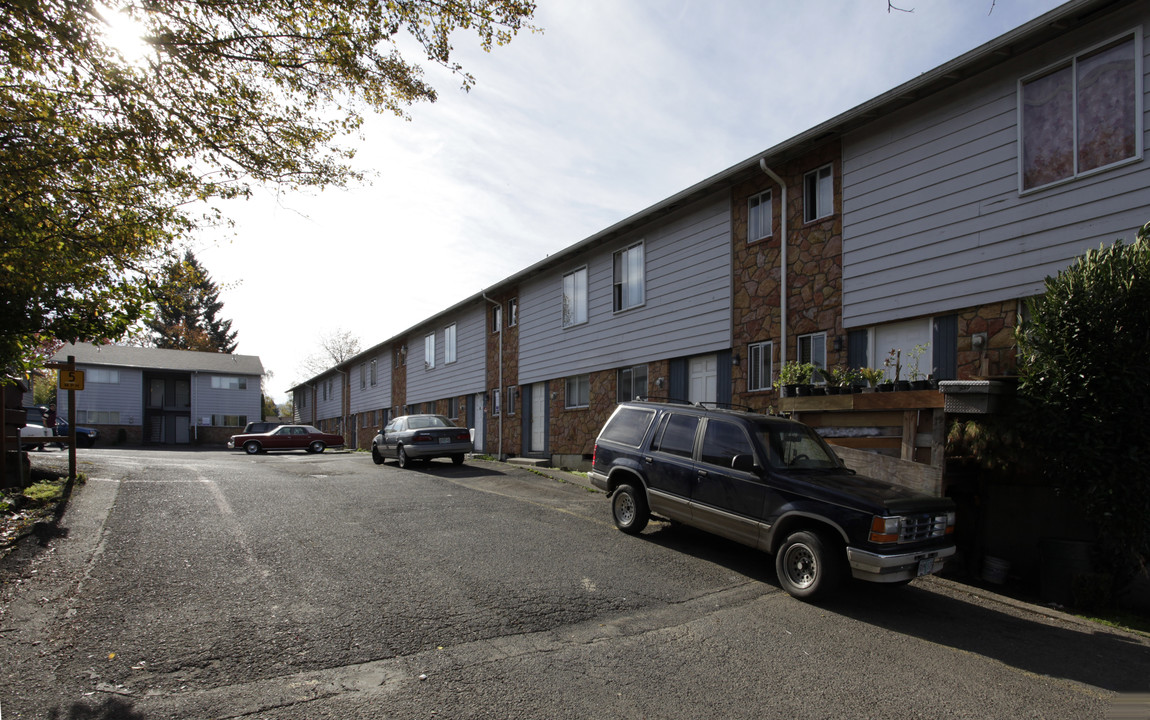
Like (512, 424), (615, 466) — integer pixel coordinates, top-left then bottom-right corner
(59, 369), (85, 391)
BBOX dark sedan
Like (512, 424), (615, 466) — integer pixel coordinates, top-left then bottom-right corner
(371, 414), (473, 468)
(228, 425), (345, 455)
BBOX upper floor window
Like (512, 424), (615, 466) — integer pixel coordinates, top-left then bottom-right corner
(563, 267), (588, 327)
(424, 332), (435, 369)
(798, 333), (827, 380)
(803, 165), (833, 222)
(1020, 33), (1140, 192)
(359, 363), (366, 389)
(88, 368), (120, 384)
(370, 359), (377, 386)
(613, 242), (645, 312)
(211, 375), (247, 390)
(492, 305), (502, 333)
(747, 341), (773, 392)
(444, 323), (457, 364)
(748, 190), (772, 241)
(507, 298), (519, 327)
(617, 365), (648, 402)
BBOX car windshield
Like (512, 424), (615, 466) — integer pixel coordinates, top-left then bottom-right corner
(407, 416), (452, 429)
(756, 422), (843, 470)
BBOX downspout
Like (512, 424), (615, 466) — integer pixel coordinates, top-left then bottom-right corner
(759, 159), (788, 371)
(481, 293), (503, 460)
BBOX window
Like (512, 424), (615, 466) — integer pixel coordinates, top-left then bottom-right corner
(492, 305), (502, 333)
(491, 387), (501, 416)
(748, 341), (773, 392)
(370, 359), (377, 386)
(322, 378), (332, 401)
(803, 165), (833, 222)
(447, 397), (458, 419)
(653, 414), (699, 459)
(748, 190), (772, 241)
(212, 414), (247, 427)
(505, 386), (518, 415)
(508, 298), (518, 327)
(700, 420), (755, 469)
(563, 267), (588, 327)
(88, 368), (119, 384)
(424, 333), (435, 369)
(798, 333), (827, 380)
(1021, 33), (1140, 192)
(598, 407), (656, 447)
(211, 376), (247, 390)
(444, 324), (457, 364)
(617, 365), (648, 402)
(565, 374), (590, 408)
(359, 363), (366, 389)
(613, 242), (645, 312)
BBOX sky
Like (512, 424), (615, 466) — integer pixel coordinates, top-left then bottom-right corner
(188, 0), (1068, 404)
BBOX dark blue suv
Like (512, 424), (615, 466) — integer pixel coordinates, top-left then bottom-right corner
(589, 401), (956, 601)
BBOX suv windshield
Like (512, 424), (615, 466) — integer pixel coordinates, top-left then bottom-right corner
(757, 422), (842, 470)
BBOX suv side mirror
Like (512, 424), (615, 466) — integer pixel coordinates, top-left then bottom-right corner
(731, 454), (756, 472)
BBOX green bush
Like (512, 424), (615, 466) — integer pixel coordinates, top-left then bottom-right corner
(1016, 223), (1150, 585)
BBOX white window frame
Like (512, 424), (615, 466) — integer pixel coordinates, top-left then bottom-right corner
(748, 341), (774, 392)
(617, 365), (648, 402)
(424, 333), (435, 369)
(359, 363), (366, 389)
(211, 375), (247, 390)
(87, 368), (120, 384)
(491, 387), (501, 416)
(798, 333), (827, 381)
(612, 242), (645, 312)
(1018, 30), (1143, 193)
(444, 323), (457, 364)
(748, 190), (772, 242)
(507, 298), (518, 327)
(565, 374), (590, 409)
(505, 386), (518, 416)
(803, 164), (833, 223)
(370, 359), (377, 386)
(492, 305), (502, 333)
(563, 267), (588, 327)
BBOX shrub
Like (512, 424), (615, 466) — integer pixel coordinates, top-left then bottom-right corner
(1016, 223), (1150, 585)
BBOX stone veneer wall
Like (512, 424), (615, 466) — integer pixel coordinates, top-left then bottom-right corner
(484, 289), (520, 456)
(957, 300), (1019, 379)
(730, 141), (845, 407)
(549, 370), (615, 457)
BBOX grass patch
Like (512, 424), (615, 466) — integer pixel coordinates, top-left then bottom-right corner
(1077, 610), (1150, 638)
(22, 479), (66, 506)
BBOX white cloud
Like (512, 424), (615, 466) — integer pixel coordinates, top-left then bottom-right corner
(195, 0), (1066, 402)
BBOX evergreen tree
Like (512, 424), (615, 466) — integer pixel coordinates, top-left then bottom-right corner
(148, 251), (238, 353)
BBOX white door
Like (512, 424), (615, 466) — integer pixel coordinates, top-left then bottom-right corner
(530, 382), (546, 452)
(689, 355), (718, 404)
(873, 319), (932, 382)
(473, 393), (485, 452)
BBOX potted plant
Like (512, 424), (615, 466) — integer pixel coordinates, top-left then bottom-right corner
(774, 361), (814, 397)
(884, 348), (909, 391)
(858, 367), (884, 392)
(907, 343), (932, 390)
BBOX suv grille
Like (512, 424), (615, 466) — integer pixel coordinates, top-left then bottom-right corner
(900, 513), (950, 543)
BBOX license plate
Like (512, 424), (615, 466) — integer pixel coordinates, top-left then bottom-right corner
(438, 437), (450, 444)
(917, 558), (935, 577)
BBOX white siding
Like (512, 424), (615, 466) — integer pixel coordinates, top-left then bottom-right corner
(406, 303), (486, 405)
(60, 366), (144, 425)
(194, 373), (261, 426)
(519, 192), (732, 383)
(349, 349), (392, 415)
(842, 7), (1150, 327)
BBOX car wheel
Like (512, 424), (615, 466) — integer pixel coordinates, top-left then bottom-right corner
(309, 441), (325, 454)
(611, 482), (649, 535)
(775, 529), (846, 601)
(371, 446), (385, 465)
(451, 453), (465, 466)
(244, 441), (261, 455)
(397, 445), (411, 469)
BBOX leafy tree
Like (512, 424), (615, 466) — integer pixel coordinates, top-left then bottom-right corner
(148, 250), (237, 353)
(0, 0), (536, 377)
(1016, 223), (1150, 589)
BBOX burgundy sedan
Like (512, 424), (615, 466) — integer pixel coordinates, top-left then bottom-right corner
(227, 425), (345, 455)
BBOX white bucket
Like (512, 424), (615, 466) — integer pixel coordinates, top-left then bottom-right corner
(982, 556), (1010, 584)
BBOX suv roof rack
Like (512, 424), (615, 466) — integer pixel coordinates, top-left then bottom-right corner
(634, 396), (694, 406)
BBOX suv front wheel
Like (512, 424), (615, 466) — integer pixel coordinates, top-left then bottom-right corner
(775, 529), (846, 601)
(611, 482), (649, 535)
